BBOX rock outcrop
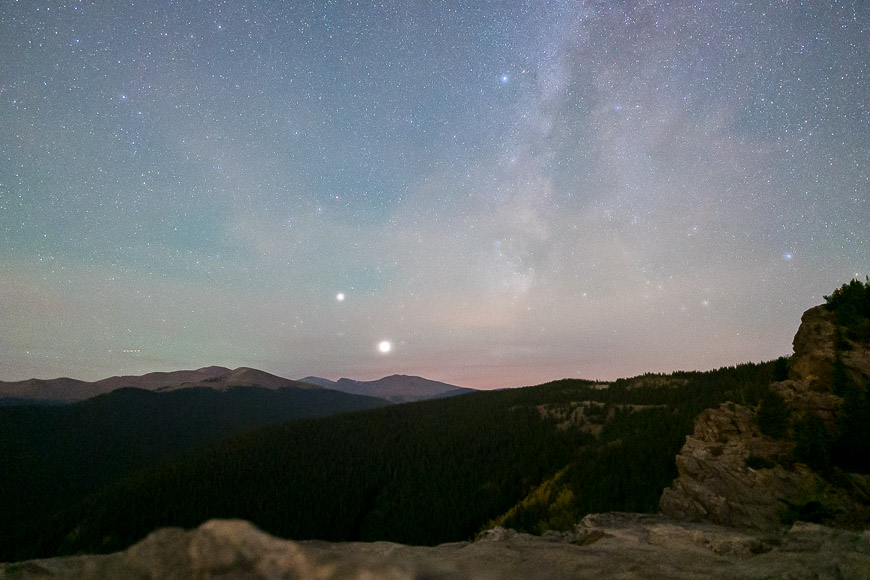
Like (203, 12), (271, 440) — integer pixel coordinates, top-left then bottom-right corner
(789, 305), (840, 386)
(790, 305), (870, 387)
(659, 403), (820, 529)
(3, 516), (869, 580)
(661, 303), (870, 530)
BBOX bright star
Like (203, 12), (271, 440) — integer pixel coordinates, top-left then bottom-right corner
(336, 292), (345, 301)
(501, 74), (509, 83)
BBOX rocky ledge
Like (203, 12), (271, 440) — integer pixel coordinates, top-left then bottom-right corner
(3, 515), (869, 580)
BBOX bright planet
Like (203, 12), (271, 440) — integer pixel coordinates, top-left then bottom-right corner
(0, 1), (865, 390)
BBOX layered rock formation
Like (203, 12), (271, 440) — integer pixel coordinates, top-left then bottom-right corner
(661, 304), (870, 530)
(660, 403), (816, 529)
(3, 516), (869, 580)
(790, 304), (870, 387)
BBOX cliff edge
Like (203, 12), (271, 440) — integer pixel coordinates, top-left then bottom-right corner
(661, 298), (870, 530)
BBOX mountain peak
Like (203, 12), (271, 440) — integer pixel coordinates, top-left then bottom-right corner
(1, 366), (314, 402)
(158, 367), (318, 392)
(327, 374), (474, 403)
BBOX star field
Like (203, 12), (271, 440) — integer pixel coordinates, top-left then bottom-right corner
(1, 1), (867, 388)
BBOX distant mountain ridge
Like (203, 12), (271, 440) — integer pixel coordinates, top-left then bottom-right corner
(157, 367), (316, 392)
(0, 366), (232, 403)
(298, 374), (475, 403)
(0, 367), (472, 405)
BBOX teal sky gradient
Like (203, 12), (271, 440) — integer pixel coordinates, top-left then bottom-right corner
(1, 1), (867, 388)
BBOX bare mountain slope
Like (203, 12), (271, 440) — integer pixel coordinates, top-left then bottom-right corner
(300, 374), (474, 403)
(93, 366), (232, 392)
(0, 366), (321, 403)
(0, 366), (232, 403)
(158, 367), (317, 392)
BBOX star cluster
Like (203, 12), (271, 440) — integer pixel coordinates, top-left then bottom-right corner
(1, 1), (867, 388)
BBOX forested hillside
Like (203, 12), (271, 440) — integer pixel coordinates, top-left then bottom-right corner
(4, 361), (779, 561)
(0, 385), (389, 561)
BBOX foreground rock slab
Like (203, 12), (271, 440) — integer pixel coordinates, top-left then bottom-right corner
(3, 514), (869, 579)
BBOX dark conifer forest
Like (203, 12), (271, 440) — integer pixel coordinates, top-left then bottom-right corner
(2, 361), (778, 561)
(0, 386), (389, 561)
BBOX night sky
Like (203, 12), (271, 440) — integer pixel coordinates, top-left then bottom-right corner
(1, 2), (867, 389)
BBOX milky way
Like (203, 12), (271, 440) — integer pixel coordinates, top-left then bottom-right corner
(1, 2), (867, 388)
